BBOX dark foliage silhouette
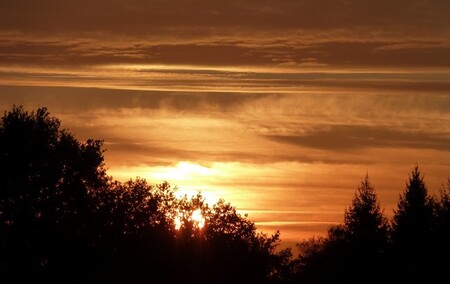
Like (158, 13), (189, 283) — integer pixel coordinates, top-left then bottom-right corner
(390, 165), (436, 282)
(433, 179), (450, 275)
(294, 175), (388, 283)
(342, 175), (389, 282)
(89, 180), (290, 283)
(0, 106), (107, 282)
(0, 106), (287, 283)
(292, 167), (450, 283)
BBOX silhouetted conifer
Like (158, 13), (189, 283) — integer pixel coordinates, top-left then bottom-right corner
(294, 175), (388, 283)
(390, 165), (436, 282)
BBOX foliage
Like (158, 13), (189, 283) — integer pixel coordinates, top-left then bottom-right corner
(0, 106), (284, 283)
(293, 168), (450, 283)
(0, 106), (107, 282)
(344, 175), (389, 249)
(294, 175), (388, 283)
(389, 165), (437, 282)
(392, 165), (435, 243)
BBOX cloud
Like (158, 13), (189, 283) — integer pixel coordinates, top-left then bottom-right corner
(266, 125), (450, 152)
(2, 36), (450, 69)
(1, 1), (449, 33)
(1, 0), (450, 243)
(1, 0), (450, 70)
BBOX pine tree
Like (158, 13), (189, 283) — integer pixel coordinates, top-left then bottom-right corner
(341, 174), (388, 283)
(392, 165), (434, 244)
(390, 165), (436, 282)
(344, 174), (388, 253)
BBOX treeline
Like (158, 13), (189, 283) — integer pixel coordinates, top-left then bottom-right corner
(0, 106), (288, 283)
(293, 170), (450, 283)
(0, 106), (449, 283)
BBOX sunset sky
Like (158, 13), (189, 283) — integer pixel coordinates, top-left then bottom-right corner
(1, 0), (450, 244)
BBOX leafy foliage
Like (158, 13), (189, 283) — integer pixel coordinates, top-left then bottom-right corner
(0, 106), (107, 282)
(0, 106), (285, 283)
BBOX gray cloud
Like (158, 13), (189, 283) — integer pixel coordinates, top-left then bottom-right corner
(2, 38), (450, 68)
(1, 1), (450, 69)
(267, 125), (450, 152)
(1, 1), (449, 33)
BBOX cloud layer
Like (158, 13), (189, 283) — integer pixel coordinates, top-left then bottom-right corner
(1, 1), (450, 241)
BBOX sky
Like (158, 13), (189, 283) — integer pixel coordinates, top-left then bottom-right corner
(1, 0), (450, 244)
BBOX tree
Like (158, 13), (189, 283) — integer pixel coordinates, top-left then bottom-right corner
(343, 174), (388, 282)
(89, 182), (286, 284)
(294, 175), (388, 283)
(436, 178), (450, 236)
(0, 106), (287, 283)
(390, 165), (436, 282)
(432, 178), (450, 277)
(344, 174), (388, 255)
(294, 233), (344, 284)
(0, 106), (107, 282)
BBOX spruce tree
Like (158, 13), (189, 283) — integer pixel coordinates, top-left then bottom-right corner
(344, 174), (388, 254)
(391, 165), (435, 282)
(342, 174), (388, 282)
(392, 165), (434, 244)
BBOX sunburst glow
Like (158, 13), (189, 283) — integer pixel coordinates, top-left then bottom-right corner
(174, 214), (182, 230)
(191, 209), (205, 229)
(152, 162), (217, 182)
(173, 209), (205, 230)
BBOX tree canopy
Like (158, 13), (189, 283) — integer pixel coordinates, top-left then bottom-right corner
(294, 175), (388, 283)
(0, 106), (288, 283)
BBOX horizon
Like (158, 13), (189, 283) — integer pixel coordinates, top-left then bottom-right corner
(1, 0), (450, 244)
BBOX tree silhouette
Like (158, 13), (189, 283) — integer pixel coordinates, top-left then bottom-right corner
(294, 175), (388, 283)
(390, 165), (436, 282)
(431, 178), (450, 279)
(344, 174), (388, 249)
(89, 181), (287, 284)
(0, 106), (286, 283)
(342, 175), (388, 282)
(2, 106), (450, 283)
(0, 106), (107, 282)
(436, 178), (450, 239)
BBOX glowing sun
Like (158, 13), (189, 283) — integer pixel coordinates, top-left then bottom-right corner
(173, 209), (205, 230)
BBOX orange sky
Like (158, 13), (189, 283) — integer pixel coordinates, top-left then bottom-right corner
(1, 0), (450, 244)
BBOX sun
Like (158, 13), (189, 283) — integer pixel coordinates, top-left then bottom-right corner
(173, 209), (205, 231)
(148, 161), (222, 205)
(191, 209), (205, 229)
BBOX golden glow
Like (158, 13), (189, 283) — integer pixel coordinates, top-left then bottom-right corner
(151, 162), (217, 182)
(174, 214), (182, 230)
(150, 162), (222, 205)
(191, 209), (205, 229)
(173, 209), (205, 230)
(2, 0), (450, 243)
